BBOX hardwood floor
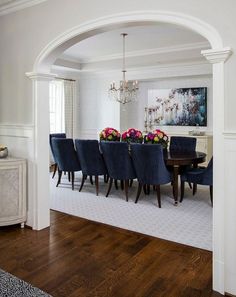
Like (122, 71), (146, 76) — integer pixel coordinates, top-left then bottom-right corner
(0, 211), (222, 297)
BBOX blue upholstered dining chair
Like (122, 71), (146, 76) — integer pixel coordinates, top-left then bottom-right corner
(100, 141), (136, 201)
(51, 138), (81, 190)
(169, 136), (197, 152)
(180, 157), (213, 205)
(131, 144), (172, 208)
(49, 133), (66, 178)
(74, 139), (108, 196)
(169, 136), (197, 190)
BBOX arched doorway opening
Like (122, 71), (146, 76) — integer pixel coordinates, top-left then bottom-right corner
(26, 10), (232, 294)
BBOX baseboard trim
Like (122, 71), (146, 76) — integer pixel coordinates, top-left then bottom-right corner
(225, 293), (236, 297)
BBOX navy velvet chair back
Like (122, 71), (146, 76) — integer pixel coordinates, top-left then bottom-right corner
(51, 138), (81, 172)
(100, 141), (136, 180)
(200, 157), (213, 185)
(170, 136), (196, 152)
(131, 144), (171, 185)
(75, 139), (107, 176)
(49, 133), (66, 162)
(180, 157), (213, 204)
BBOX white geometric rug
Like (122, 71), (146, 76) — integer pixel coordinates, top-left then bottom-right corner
(50, 173), (212, 251)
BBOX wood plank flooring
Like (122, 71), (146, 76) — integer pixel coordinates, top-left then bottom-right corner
(0, 211), (223, 297)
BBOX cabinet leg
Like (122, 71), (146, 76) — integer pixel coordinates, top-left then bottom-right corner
(21, 222), (25, 228)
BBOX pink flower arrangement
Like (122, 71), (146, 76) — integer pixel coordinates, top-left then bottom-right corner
(121, 128), (143, 143)
(144, 129), (169, 148)
(99, 127), (121, 141)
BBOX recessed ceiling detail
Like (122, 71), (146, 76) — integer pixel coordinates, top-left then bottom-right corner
(55, 24), (211, 73)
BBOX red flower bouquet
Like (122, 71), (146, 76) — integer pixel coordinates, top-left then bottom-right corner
(121, 128), (143, 143)
(144, 129), (169, 149)
(99, 127), (121, 141)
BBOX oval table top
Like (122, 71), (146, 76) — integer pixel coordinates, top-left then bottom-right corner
(164, 151), (206, 166)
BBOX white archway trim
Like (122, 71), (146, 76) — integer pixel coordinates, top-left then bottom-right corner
(201, 46), (232, 295)
(26, 71), (57, 230)
(26, 72), (58, 80)
(33, 10), (223, 72)
(28, 10), (232, 295)
(202, 47), (233, 63)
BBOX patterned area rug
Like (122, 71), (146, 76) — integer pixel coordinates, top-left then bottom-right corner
(0, 269), (52, 297)
(50, 173), (212, 251)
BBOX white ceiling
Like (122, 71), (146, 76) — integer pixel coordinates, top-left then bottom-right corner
(0, 0), (47, 15)
(63, 24), (208, 62)
(57, 24), (210, 73)
(0, 0), (15, 5)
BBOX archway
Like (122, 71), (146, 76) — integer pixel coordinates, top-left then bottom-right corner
(26, 10), (232, 294)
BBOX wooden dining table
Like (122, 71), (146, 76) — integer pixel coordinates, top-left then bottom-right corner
(163, 150), (206, 205)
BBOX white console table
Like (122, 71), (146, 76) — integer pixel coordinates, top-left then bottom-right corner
(0, 158), (27, 228)
(167, 133), (213, 166)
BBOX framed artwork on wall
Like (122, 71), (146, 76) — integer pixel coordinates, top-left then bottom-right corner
(147, 87), (207, 127)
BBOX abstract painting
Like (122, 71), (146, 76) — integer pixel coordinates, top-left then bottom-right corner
(147, 87), (207, 126)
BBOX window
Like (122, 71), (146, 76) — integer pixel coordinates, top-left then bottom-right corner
(49, 80), (65, 133)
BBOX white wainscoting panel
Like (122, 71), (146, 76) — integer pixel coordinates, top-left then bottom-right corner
(0, 124), (34, 158)
(79, 129), (99, 140)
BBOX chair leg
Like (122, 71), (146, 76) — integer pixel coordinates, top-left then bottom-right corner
(106, 178), (113, 197)
(114, 179), (118, 190)
(52, 163), (57, 178)
(79, 174), (86, 192)
(120, 180), (124, 190)
(180, 181), (185, 202)
(188, 182), (192, 189)
(124, 180), (129, 202)
(147, 184), (150, 195)
(104, 174), (109, 183)
(156, 185), (161, 208)
(143, 184), (147, 195)
(193, 183), (197, 195)
(210, 185), (213, 206)
(129, 179), (133, 187)
(71, 172), (75, 190)
(135, 182), (142, 204)
(95, 176), (99, 196)
(90, 175), (93, 185)
(56, 170), (62, 187)
(68, 171), (71, 182)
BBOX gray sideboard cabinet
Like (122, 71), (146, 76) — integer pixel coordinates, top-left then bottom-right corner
(0, 158), (27, 228)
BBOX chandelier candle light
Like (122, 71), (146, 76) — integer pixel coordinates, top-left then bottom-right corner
(109, 33), (139, 104)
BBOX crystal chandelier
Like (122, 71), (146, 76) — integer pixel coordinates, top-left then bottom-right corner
(108, 33), (139, 104)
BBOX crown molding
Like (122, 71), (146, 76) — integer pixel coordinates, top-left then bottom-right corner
(75, 60), (212, 81)
(62, 41), (210, 64)
(0, 0), (47, 16)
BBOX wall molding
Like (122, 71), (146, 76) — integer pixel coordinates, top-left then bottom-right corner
(0, 0), (47, 16)
(0, 124), (34, 138)
(223, 131), (236, 139)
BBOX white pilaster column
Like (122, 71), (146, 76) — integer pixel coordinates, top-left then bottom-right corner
(26, 72), (57, 230)
(202, 47), (232, 294)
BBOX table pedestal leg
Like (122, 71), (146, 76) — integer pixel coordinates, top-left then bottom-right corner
(173, 165), (179, 206)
